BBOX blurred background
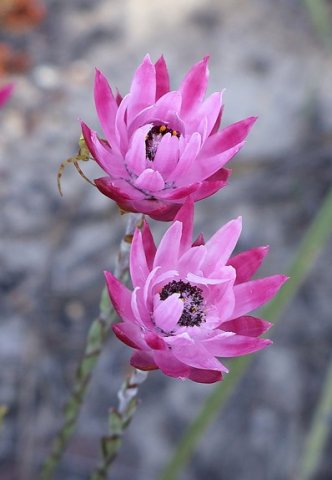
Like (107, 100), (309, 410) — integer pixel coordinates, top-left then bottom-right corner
(1, 0), (332, 479)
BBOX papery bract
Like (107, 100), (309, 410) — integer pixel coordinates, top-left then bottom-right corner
(0, 84), (14, 107)
(105, 200), (287, 384)
(82, 55), (256, 220)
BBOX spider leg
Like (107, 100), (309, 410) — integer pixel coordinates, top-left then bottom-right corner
(73, 160), (96, 187)
(57, 157), (76, 196)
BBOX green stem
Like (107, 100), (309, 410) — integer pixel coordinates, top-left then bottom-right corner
(299, 358), (332, 480)
(40, 213), (143, 480)
(303, 0), (332, 48)
(90, 369), (148, 480)
(159, 187), (332, 480)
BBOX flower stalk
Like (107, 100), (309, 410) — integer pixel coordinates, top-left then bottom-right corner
(40, 212), (143, 480)
(90, 369), (148, 480)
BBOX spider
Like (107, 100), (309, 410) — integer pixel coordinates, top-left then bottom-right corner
(57, 135), (95, 196)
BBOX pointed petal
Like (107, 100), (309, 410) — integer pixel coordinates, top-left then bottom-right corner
(130, 351), (158, 371)
(168, 336), (227, 372)
(201, 116), (257, 157)
(155, 55), (170, 99)
(115, 94), (130, 154)
(134, 168), (165, 192)
(128, 55), (156, 121)
(153, 221), (182, 269)
(178, 245), (207, 275)
(221, 316), (272, 337)
(180, 56), (209, 117)
(203, 217), (242, 275)
(104, 271), (134, 322)
(188, 91), (223, 139)
(231, 275), (289, 319)
(144, 332), (167, 350)
(130, 230), (150, 287)
(174, 197), (195, 254)
(125, 126), (149, 176)
(188, 367), (223, 383)
(129, 91), (182, 135)
(112, 322), (147, 349)
(203, 332), (272, 357)
(141, 220), (157, 269)
(153, 133), (179, 177)
(81, 122), (126, 177)
(167, 133), (201, 184)
(152, 350), (190, 378)
(192, 142), (244, 181)
(154, 294), (184, 332)
(94, 69), (118, 144)
(228, 246), (269, 285)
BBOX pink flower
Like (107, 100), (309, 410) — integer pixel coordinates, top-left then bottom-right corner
(105, 200), (287, 384)
(0, 84), (14, 108)
(82, 55), (256, 220)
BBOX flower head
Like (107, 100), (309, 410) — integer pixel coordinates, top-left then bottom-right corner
(82, 55), (256, 220)
(106, 200), (287, 384)
(0, 84), (14, 108)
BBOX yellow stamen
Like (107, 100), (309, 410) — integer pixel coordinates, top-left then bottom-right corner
(172, 130), (178, 136)
(159, 125), (167, 133)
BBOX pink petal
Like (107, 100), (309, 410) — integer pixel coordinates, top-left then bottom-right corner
(192, 142), (244, 181)
(228, 246), (269, 285)
(130, 351), (158, 371)
(0, 83), (14, 107)
(127, 55), (156, 121)
(131, 287), (151, 326)
(202, 332), (272, 357)
(154, 294), (184, 332)
(155, 55), (170, 99)
(125, 126), (149, 176)
(188, 91), (223, 139)
(152, 350), (190, 379)
(112, 322), (147, 350)
(115, 94), (130, 154)
(94, 69), (118, 144)
(128, 91), (182, 135)
(153, 221), (182, 269)
(201, 116), (257, 157)
(95, 177), (145, 201)
(141, 221), (157, 269)
(156, 183), (198, 200)
(81, 122), (126, 177)
(153, 133), (179, 178)
(115, 88), (122, 106)
(144, 332), (167, 350)
(203, 217), (242, 275)
(180, 56), (209, 117)
(104, 271), (134, 322)
(178, 245), (207, 275)
(210, 104), (224, 135)
(134, 169), (165, 192)
(174, 197), (195, 254)
(192, 233), (205, 247)
(207, 281), (235, 325)
(167, 133), (201, 184)
(130, 229), (150, 287)
(168, 336), (226, 372)
(191, 168), (230, 201)
(231, 275), (289, 319)
(188, 367), (223, 384)
(221, 316), (272, 337)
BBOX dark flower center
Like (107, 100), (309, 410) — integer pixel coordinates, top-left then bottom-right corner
(159, 280), (206, 327)
(145, 124), (180, 161)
